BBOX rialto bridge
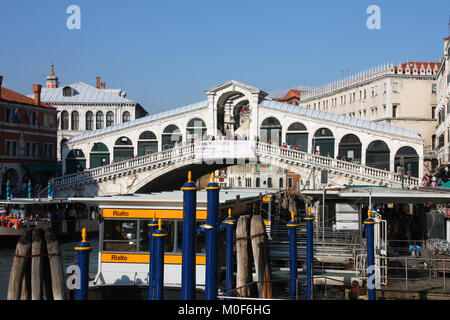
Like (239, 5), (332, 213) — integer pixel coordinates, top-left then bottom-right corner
(54, 80), (424, 197)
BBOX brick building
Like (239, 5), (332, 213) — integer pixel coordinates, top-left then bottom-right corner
(0, 75), (58, 198)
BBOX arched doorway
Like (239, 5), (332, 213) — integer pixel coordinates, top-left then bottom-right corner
(338, 134), (362, 163)
(138, 131), (158, 156)
(286, 122), (308, 152)
(114, 137), (134, 162)
(162, 125), (182, 150)
(394, 146), (419, 177)
(312, 128), (334, 157)
(215, 91), (248, 136)
(260, 117), (282, 146)
(90, 143), (110, 168)
(66, 149), (86, 174)
(366, 140), (390, 171)
(186, 118), (207, 142)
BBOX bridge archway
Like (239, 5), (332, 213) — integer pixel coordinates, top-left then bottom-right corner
(215, 90), (251, 136)
(394, 146), (419, 177)
(162, 125), (182, 150)
(138, 131), (158, 156)
(338, 134), (362, 163)
(90, 143), (110, 169)
(366, 140), (390, 171)
(312, 128), (334, 157)
(114, 137), (134, 162)
(66, 149), (86, 174)
(260, 117), (282, 146)
(186, 118), (207, 142)
(286, 122), (308, 152)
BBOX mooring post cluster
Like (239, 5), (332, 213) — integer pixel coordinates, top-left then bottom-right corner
(147, 215), (158, 300)
(220, 208), (235, 297)
(205, 172), (220, 300)
(364, 207), (376, 300)
(152, 218), (167, 300)
(286, 211), (298, 299)
(305, 206), (315, 300)
(181, 170), (198, 300)
(74, 228), (93, 300)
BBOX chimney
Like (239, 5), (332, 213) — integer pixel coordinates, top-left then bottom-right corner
(101, 82), (106, 89)
(96, 76), (100, 89)
(32, 84), (42, 106)
(0, 75), (3, 98)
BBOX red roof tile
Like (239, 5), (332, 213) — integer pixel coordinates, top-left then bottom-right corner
(0, 86), (56, 109)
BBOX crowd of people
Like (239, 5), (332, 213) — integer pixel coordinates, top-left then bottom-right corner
(421, 174), (447, 187)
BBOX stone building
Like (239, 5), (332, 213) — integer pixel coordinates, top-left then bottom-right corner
(435, 36), (450, 169)
(28, 66), (148, 162)
(297, 62), (439, 174)
(0, 75), (58, 197)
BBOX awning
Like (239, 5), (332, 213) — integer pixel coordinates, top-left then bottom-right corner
(23, 165), (60, 172)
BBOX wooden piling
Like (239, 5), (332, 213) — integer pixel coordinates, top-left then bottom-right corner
(41, 242), (53, 300)
(250, 215), (273, 299)
(7, 230), (32, 300)
(31, 229), (44, 300)
(44, 228), (66, 300)
(20, 256), (31, 300)
(236, 215), (252, 297)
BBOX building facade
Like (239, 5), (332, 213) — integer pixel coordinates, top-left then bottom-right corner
(298, 62), (439, 174)
(436, 36), (450, 167)
(0, 75), (58, 197)
(28, 66), (148, 162)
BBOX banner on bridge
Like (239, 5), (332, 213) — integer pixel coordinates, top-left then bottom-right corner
(194, 140), (256, 161)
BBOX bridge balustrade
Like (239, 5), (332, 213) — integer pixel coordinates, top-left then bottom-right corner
(53, 142), (419, 190)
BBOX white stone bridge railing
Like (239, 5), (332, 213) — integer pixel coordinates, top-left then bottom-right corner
(257, 143), (419, 187)
(52, 142), (419, 191)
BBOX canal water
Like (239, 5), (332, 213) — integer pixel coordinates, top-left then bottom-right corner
(0, 237), (99, 300)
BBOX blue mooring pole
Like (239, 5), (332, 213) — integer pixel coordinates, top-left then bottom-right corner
(148, 215), (158, 300)
(153, 219), (167, 300)
(74, 228), (93, 300)
(220, 208), (235, 297)
(286, 211), (298, 299)
(181, 170), (197, 300)
(305, 206), (314, 300)
(27, 180), (31, 199)
(365, 208), (376, 300)
(6, 180), (10, 200)
(47, 180), (52, 199)
(205, 172), (220, 300)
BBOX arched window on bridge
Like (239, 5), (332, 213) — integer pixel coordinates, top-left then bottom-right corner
(394, 146), (419, 177)
(86, 111), (94, 130)
(312, 128), (334, 157)
(186, 118), (207, 142)
(138, 131), (158, 156)
(71, 111), (79, 130)
(106, 111), (114, 127)
(61, 111), (69, 130)
(366, 140), (390, 171)
(286, 122), (308, 152)
(338, 134), (362, 163)
(90, 142), (110, 169)
(260, 117), (282, 146)
(96, 111), (104, 129)
(114, 137), (134, 162)
(122, 111), (131, 123)
(162, 125), (182, 150)
(66, 149), (86, 174)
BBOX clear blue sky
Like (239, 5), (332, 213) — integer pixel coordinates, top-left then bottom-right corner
(0, 0), (449, 113)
